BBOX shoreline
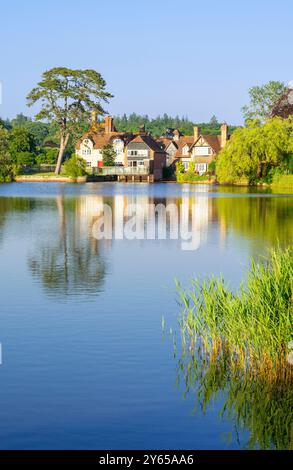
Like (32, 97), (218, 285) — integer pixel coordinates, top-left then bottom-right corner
(5, 175), (293, 192)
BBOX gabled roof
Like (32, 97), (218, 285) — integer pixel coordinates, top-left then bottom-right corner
(158, 138), (178, 150)
(129, 134), (165, 152)
(175, 135), (194, 157)
(76, 132), (134, 150)
(190, 135), (222, 154)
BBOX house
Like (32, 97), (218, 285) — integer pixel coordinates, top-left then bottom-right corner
(76, 114), (134, 168)
(76, 115), (166, 180)
(159, 139), (178, 166)
(160, 124), (229, 175)
(190, 124), (228, 175)
(158, 129), (191, 167)
(126, 132), (166, 181)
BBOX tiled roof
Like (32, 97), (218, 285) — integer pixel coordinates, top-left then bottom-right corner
(158, 138), (178, 150)
(76, 132), (133, 150)
(188, 135), (222, 154)
(129, 134), (165, 152)
(175, 135), (194, 157)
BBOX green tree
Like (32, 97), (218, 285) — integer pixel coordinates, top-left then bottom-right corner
(102, 143), (116, 166)
(9, 127), (36, 162)
(0, 126), (14, 182)
(242, 81), (286, 122)
(216, 117), (293, 184)
(36, 147), (59, 165)
(62, 154), (87, 178)
(27, 67), (113, 175)
(209, 115), (219, 127)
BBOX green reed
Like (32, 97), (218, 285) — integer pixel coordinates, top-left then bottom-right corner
(176, 247), (293, 380)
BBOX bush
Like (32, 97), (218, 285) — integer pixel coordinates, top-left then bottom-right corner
(16, 151), (36, 166)
(36, 148), (59, 165)
(175, 161), (185, 175)
(208, 160), (216, 174)
(62, 154), (87, 178)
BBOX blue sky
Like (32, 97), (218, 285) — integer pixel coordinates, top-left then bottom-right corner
(0, 0), (292, 124)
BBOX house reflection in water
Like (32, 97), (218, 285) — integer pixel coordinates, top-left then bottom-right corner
(77, 191), (222, 252)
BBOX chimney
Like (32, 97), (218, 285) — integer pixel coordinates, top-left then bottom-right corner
(194, 126), (200, 142)
(105, 116), (114, 134)
(91, 111), (97, 125)
(221, 124), (228, 148)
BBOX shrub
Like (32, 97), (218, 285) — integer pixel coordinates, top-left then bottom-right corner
(36, 148), (59, 165)
(16, 151), (36, 166)
(62, 154), (87, 178)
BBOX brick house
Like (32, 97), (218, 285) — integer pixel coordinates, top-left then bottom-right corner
(76, 115), (166, 180)
(160, 124), (229, 175)
(126, 133), (166, 180)
(190, 124), (228, 174)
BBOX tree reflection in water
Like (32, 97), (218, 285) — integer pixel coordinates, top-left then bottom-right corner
(28, 196), (106, 298)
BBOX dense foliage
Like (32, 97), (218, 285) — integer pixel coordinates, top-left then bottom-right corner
(216, 117), (293, 184)
(0, 126), (14, 182)
(114, 113), (238, 137)
(242, 81), (286, 122)
(102, 143), (116, 167)
(62, 154), (87, 178)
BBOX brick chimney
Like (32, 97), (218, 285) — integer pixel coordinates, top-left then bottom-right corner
(194, 126), (201, 142)
(221, 124), (228, 148)
(105, 116), (114, 134)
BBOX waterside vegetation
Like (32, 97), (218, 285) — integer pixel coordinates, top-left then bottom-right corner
(176, 247), (293, 381)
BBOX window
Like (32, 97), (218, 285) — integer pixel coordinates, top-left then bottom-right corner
(183, 161), (189, 171)
(196, 163), (207, 174)
(86, 161), (92, 168)
(193, 146), (211, 156)
(128, 150), (138, 156)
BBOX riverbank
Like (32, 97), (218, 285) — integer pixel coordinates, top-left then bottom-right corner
(8, 173), (293, 192)
(14, 174), (116, 183)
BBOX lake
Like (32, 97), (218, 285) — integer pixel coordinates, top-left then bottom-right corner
(0, 182), (292, 450)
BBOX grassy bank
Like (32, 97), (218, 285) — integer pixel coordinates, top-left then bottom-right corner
(176, 247), (293, 381)
(271, 174), (293, 189)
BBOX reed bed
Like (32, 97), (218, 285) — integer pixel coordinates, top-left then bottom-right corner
(176, 247), (293, 381)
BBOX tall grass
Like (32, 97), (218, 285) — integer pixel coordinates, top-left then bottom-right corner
(176, 247), (293, 381)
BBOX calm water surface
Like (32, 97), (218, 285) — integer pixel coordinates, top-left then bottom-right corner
(0, 183), (292, 450)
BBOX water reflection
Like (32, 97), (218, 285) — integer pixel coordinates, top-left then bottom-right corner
(28, 196), (106, 298)
(176, 348), (293, 450)
(0, 192), (291, 299)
